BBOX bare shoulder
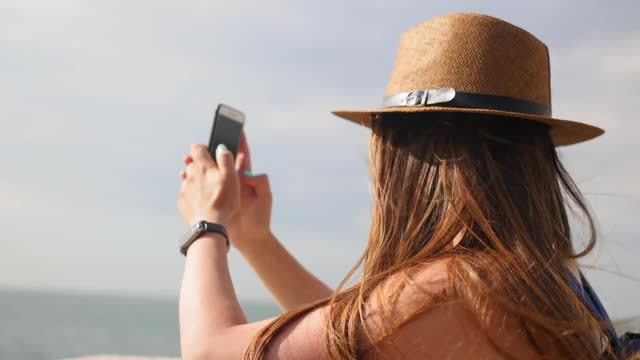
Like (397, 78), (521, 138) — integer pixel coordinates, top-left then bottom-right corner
(362, 258), (542, 360)
(262, 260), (454, 359)
(363, 258), (454, 341)
(261, 258), (543, 359)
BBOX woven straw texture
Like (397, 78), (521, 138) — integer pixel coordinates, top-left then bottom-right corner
(331, 12), (604, 146)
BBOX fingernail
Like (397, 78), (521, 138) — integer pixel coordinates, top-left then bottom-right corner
(243, 170), (255, 178)
(216, 143), (228, 154)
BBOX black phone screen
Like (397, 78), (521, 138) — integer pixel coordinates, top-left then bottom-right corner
(208, 106), (244, 160)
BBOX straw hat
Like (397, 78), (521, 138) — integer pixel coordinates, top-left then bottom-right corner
(331, 13), (604, 146)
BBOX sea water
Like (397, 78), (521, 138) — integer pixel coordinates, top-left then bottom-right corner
(0, 288), (280, 360)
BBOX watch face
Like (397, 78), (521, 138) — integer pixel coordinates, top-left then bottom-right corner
(192, 221), (205, 232)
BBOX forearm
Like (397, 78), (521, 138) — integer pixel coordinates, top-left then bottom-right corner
(179, 233), (247, 358)
(238, 232), (334, 311)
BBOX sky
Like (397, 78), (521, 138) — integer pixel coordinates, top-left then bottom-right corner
(1, 0), (638, 320)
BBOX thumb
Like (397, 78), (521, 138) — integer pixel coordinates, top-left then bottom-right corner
(215, 144), (237, 177)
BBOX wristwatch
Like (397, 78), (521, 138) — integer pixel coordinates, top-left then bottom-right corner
(179, 220), (230, 255)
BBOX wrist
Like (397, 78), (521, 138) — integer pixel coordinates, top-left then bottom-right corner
(186, 232), (229, 256)
(190, 213), (231, 228)
(235, 230), (277, 257)
(180, 220), (230, 256)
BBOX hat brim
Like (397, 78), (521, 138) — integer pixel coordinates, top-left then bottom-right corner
(331, 106), (604, 147)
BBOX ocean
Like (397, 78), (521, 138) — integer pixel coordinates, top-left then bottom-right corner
(0, 288), (281, 360)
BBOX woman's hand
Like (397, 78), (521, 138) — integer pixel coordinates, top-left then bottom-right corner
(226, 133), (273, 253)
(177, 133), (273, 253)
(178, 143), (241, 227)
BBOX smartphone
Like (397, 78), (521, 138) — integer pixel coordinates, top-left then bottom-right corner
(208, 104), (245, 162)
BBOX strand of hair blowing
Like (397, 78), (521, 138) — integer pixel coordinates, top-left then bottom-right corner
(244, 112), (617, 360)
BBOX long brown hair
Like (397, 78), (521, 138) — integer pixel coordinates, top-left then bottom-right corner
(244, 112), (616, 359)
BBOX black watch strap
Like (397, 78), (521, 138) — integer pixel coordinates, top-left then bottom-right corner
(179, 221), (230, 255)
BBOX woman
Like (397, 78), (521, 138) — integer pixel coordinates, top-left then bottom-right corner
(176, 13), (636, 359)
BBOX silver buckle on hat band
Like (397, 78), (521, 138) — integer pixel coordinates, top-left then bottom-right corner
(380, 87), (552, 117)
(382, 87), (456, 108)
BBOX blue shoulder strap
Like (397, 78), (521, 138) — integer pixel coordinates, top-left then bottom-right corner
(565, 269), (640, 358)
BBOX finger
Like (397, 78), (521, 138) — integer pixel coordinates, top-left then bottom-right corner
(183, 155), (193, 166)
(190, 144), (215, 168)
(215, 143), (236, 177)
(185, 161), (195, 178)
(180, 170), (188, 191)
(237, 132), (251, 171)
(242, 173), (270, 196)
(235, 152), (247, 174)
